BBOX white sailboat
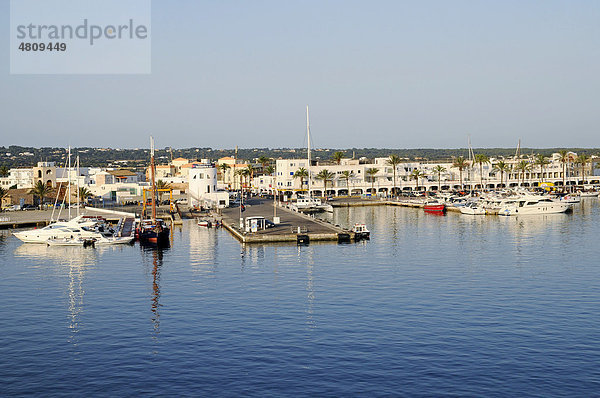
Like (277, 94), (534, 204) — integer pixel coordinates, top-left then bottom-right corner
(14, 147), (126, 244)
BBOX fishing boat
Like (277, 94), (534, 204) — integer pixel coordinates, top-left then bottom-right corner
(424, 200), (445, 212)
(197, 218), (214, 227)
(579, 191), (598, 198)
(352, 223), (370, 240)
(137, 137), (170, 247)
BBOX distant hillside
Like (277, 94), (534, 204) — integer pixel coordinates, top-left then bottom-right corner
(1, 145), (599, 168)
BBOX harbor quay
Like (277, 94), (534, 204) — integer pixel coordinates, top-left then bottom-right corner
(0, 207), (138, 230)
(217, 198), (355, 244)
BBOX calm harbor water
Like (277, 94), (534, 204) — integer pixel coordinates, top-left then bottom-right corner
(1, 200), (600, 396)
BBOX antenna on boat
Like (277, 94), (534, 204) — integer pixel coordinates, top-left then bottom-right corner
(515, 139), (521, 159)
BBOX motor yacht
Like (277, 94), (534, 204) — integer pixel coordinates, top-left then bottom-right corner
(498, 196), (571, 216)
(460, 202), (486, 215)
(13, 216), (107, 244)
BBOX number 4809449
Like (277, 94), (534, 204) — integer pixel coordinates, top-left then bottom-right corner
(18, 42), (66, 51)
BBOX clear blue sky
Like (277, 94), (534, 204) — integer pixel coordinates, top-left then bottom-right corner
(1, 0), (600, 149)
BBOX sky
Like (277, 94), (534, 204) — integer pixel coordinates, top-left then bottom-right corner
(1, 0), (600, 149)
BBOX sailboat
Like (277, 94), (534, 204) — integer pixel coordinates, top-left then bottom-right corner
(137, 137), (170, 246)
(290, 106), (333, 213)
(14, 147), (112, 244)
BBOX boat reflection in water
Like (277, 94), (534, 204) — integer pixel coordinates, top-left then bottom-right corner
(13, 243), (97, 344)
(141, 246), (168, 336)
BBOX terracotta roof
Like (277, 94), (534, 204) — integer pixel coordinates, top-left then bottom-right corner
(172, 157), (188, 162)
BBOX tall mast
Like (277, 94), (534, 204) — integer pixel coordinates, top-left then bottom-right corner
(467, 136), (472, 187)
(307, 105), (312, 198)
(76, 155), (80, 218)
(68, 146), (71, 220)
(150, 136), (157, 222)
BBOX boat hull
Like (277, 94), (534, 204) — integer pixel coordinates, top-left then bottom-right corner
(424, 205), (445, 212)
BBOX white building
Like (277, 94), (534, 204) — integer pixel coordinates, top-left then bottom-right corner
(188, 164), (229, 209)
(271, 153), (599, 197)
(8, 168), (34, 189)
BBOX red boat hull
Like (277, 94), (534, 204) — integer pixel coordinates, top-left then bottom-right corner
(424, 204), (445, 212)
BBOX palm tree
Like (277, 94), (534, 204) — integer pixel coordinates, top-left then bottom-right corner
(245, 164), (254, 190)
(265, 165), (275, 176)
(332, 151), (345, 165)
(492, 160), (510, 188)
(156, 180), (171, 202)
(576, 154), (590, 186)
(78, 187), (92, 205)
(410, 169), (424, 191)
(29, 180), (53, 209)
(534, 154), (550, 183)
(386, 154), (402, 196)
(218, 163), (230, 184)
(257, 156), (272, 174)
(365, 168), (379, 197)
(235, 168), (249, 197)
(316, 169), (335, 199)
(293, 167), (309, 192)
(0, 166), (8, 178)
(558, 150), (570, 191)
(340, 170), (355, 196)
(474, 154), (490, 190)
(452, 156), (468, 190)
(515, 160), (531, 186)
(432, 165), (446, 191)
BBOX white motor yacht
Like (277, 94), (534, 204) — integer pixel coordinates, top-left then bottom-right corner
(498, 197), (571, 216)
(290, 195), (333, 212)
(13, 216), (113, 244)
(460, 202), (486, 215)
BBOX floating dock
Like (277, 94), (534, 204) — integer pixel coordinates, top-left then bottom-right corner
(218, 198), (355, 244)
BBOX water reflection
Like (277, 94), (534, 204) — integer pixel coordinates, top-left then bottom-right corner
(141, 247), (167, 336)
(12, 243), (99, 344)
(189, 224), (219, 273)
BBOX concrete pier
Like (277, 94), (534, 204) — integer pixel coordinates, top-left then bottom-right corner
(0, 207), (138, 230)
(218, 198), (355, 244)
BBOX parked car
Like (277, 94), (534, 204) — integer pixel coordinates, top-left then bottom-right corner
(5, 205), (22, 211)
(21, 204), (37, 211)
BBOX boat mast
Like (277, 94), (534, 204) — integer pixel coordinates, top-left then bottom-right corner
(68, 146), (71, 220)
(76, 155), (80, 218)
(307, 105), (312, 198)
(150, 136), (157, 223)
